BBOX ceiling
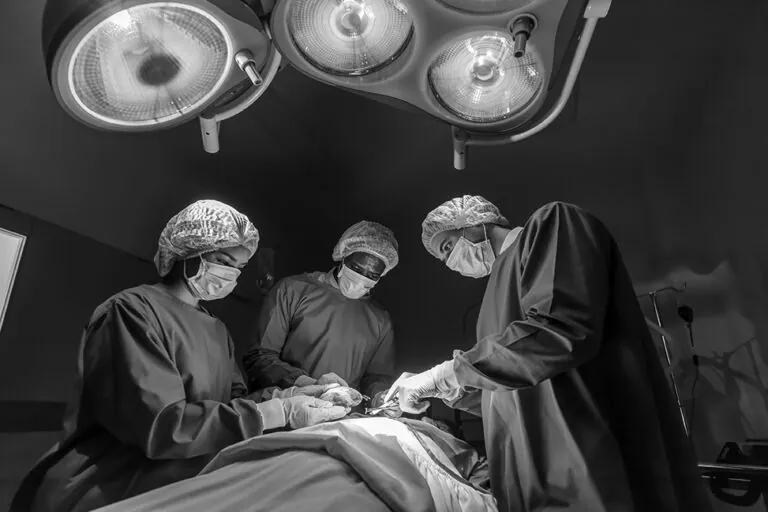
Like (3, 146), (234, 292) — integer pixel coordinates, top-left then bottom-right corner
(0, 0), (766, 282)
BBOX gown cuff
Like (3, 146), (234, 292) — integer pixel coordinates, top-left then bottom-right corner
(257, 398), (287, 431)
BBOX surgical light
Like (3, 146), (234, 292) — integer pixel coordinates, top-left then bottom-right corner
(269, 0), (613, 169)
(42, 0), (281, 152)
(287, 0), (413, 76)
(427, 31), (544, 123)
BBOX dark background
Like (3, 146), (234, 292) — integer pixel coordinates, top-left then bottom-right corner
(1, 0), (768, 510)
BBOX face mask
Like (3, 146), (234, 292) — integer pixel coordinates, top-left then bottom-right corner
(186, 257), (241, 301)
(446, 236), (496, 279)
(338, 264), (377, 299)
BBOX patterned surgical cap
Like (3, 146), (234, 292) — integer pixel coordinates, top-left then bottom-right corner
(332, 220), (399, 275)
(421, 195), (509, 259)
(154, 199), (260, 277)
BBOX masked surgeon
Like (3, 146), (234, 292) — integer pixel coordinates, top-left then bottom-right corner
(385, 197), (711, 512)
(11, 200), (347, 512)
(244, 221), (398, 412)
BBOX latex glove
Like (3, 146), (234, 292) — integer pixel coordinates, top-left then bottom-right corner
(272, 383), (340, 399)
(383, 362), (460, 414)
(281, 395), (349, 429)
(294, 375), (318, 387)
(369, 390), (402, 418)
(317, 372), (349, 387)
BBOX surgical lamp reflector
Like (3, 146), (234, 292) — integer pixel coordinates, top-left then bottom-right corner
(287, 0), (413, 76)
(67, 3), (233, 127)
(428, 32), (544, 123)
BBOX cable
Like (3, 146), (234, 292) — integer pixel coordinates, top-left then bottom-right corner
(686, 323), (700, 431)
(677, 305), (699, 434)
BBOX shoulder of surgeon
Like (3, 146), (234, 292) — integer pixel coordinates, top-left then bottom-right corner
(530, 201), (596, 221)
(282, 272), (391, 314)
(86, 284), (219, 327)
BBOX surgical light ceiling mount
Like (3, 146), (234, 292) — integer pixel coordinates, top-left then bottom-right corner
(267, 0), (612, 169)
(42, 0), (281, 152)
(43, 0), (612, 170)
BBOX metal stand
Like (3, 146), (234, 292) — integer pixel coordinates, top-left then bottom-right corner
(638, 284), (690, 437)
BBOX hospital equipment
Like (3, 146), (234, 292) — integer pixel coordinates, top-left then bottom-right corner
(636, 284), (768, 509)
(42, 0), (613, 169)
(636, 283), (690, 436)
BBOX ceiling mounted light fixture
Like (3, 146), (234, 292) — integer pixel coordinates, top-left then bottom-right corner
(269, 0), (613, 169)
(42, 0), (282, 152)
(288, 0), (413, 76)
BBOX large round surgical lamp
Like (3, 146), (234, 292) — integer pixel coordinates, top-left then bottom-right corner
(268, 0), (612, 169)
(42, 0), (282, 152)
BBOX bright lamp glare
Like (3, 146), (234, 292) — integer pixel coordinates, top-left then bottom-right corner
(428, 32), (544, 123)
(108, 10), (135, 29)
(66, 2), (233, 127)
(288, 0), (412, 76)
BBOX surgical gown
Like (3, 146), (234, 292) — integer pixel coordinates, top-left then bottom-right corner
(243, 271), (394, 398)
(11, 285), (270, 512)
(448, 202), (711, 512)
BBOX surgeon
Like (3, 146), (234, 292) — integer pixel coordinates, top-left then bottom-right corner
(385, 197), (711, 512)
(244, 221), (398, 411)
(11, 200), (348, 512)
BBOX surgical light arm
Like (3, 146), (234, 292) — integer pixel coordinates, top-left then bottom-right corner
(451, 0), (612, 170)
(200, 28), (282, 153)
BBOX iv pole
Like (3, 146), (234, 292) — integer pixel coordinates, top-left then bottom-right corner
(637, 283), (690, 437)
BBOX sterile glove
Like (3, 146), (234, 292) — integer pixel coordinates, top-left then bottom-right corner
(271, 383), (341, 399)
(280, 395), (349, 429)
(317, 372), (349, 387)
(294, 375), (318, 387)
(384, 361), (460, 414)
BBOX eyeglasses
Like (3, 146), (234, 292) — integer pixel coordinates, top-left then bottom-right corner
(345, 260), (382, 282)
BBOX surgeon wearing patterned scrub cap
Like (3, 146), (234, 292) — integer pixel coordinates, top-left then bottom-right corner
(244, 220), (401, 416)
(10, 200), (348, 512)
(384, 196), (711, 512)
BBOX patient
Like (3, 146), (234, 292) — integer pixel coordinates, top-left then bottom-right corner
(93, 414), (496, 512)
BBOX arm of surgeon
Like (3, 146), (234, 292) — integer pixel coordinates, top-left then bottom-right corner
(243, 279), (314, 390)
(358, 320), (396, 399)
(84, 300), (285, 460)
(452, 202), (612, 394)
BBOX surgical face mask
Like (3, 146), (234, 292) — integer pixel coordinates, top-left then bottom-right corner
(186, 257), (241, 301)
(338, 264), (377, 299)
(446, 236), (496, 279)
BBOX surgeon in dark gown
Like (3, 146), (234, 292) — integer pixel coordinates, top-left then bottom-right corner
(244, 221), (398, 406)
(10, 200), (346, 512)
(385, 197), (712, 512)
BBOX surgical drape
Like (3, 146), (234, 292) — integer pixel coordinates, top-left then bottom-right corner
(243, 271), (394, 398)
(449, 202), (711, 512)
(11, 285), (268, 512)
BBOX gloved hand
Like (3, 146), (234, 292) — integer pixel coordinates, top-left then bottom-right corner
(317, 372), (349, 387)
(383, 361), (460, 414)
(294, 375), (318, 387)
(281, 395), (349, 429)
(271, 383), (340, 399)
(369, 390), (403, 418)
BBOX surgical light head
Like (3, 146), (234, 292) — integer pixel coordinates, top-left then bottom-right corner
(42, 0), (282, 152)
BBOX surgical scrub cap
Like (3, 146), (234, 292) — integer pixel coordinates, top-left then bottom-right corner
(154, 199), (260, 277)
(332, 221), (399, 275)
(421, 195), (510, 259)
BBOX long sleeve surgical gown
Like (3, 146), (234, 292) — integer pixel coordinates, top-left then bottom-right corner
(10, 285), (273, 512)
(447, 202), (711, 512)
(243, 271), (395, 398)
